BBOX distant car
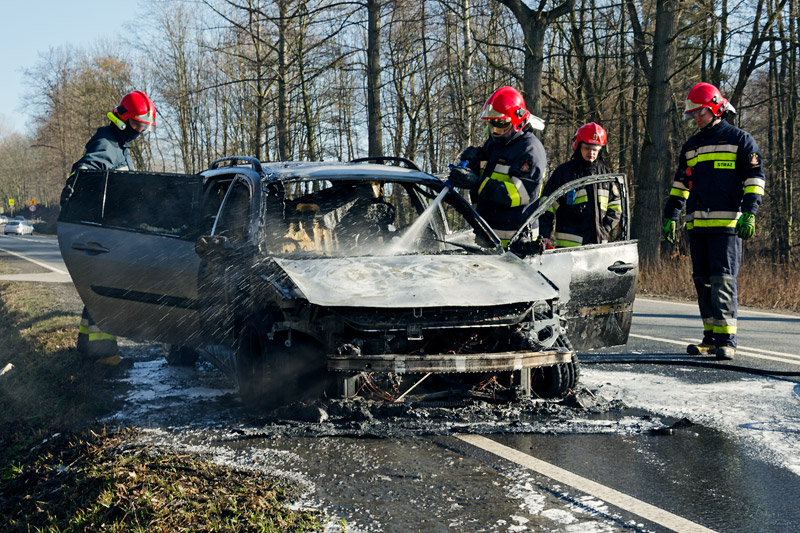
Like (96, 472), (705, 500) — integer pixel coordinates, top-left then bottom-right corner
(11, 216), (26, 221)
(4, 219), (34, 235)
(0, 215), (7, 224)
(58, 157), (638, 406)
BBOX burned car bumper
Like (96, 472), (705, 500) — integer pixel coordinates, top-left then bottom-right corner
(328, 349), (572, 374)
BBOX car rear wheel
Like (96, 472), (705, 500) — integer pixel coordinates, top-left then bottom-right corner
(164, 344), (200, 366)
(531, 333), (579, 398)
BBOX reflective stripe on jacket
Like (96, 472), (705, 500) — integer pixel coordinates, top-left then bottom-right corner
(538, 157), (622, 247)
(664, 120), (765, 233)
(466, 127), (547, 241)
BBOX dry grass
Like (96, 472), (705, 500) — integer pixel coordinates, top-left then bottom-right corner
(0, 427), (320, 532)
(0, 278), (322, 532)
(639, 251), (800, 313)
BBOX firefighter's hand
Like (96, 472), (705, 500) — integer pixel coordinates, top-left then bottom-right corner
(459, 146), (480, 167)
(448, 165), (481, 189)
(59, 184), (74, 207)
(662, 219), (676, 243)
(736, 212), (755, 240)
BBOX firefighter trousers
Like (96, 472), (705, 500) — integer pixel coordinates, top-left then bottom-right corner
(76, 306), (118, 358)
(689, 232), (742, 348)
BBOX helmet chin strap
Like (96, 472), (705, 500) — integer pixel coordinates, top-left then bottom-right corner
(701, 116), (723, 131)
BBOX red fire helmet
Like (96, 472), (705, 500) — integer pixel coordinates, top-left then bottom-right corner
(572, 122), (607, 151)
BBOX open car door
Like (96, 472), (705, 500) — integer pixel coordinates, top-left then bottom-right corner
(509, 173), (638, 350)
(58, 171), (204, 345)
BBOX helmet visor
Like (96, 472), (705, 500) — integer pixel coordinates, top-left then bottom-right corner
(488, 118), (512, 135)
(130, 108), (156, 132)
(684, 107), (708, 123)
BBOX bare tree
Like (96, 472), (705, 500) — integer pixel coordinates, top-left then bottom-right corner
(367, 0), (384, 156)
(629, 0), (680, 265)
(495, 0), (575, 117)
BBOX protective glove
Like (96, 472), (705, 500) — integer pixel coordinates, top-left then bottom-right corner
(662, 219), (676, 243)
(448, 165), (481, 189)
(59, 184), (74, 207)
(736, 212), (755, 240)
(459, 146), (480, 167)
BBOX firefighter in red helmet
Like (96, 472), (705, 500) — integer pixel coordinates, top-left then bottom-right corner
(63, 90), (156, 183)
(538, 122), (621, 248)
(107, 90), (157, 136)
(448, 86), (547, 248)
(663, 82), (765, 360)
(60, 91), (157, 365)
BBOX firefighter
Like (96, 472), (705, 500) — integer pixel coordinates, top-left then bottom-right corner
(448, 86), (547, 248)
(62, 91), (156, 365)
(662, 82), (765, 360)
(538, 122), (621, 248)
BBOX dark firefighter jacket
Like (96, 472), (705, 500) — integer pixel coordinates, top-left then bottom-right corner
(71, 124), (135, 174)
(464, 127), (547, 242)
(539, 157), (622, 247)
(663, 119), (765, 234)
(61, 124), (135, 207)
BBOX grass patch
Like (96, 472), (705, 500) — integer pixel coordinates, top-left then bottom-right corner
(0, 281), (113, 444)
(0, 276), (321, 531)
(0, 427), (320, 532)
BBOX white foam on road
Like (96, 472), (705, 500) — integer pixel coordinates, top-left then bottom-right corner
(581, 368), (800, 476)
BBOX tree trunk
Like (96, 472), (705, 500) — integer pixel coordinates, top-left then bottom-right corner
(367, 0), (383, 157)
(632, 0), (679, 266)
(277, 0), (291, 161)
(497, 0), (574, 119)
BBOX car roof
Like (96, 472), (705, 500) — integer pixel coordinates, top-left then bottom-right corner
(203, 157), (442, 187)
(267, 161), (438, 183)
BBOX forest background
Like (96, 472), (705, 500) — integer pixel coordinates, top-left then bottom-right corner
(0, 0), (797, 293)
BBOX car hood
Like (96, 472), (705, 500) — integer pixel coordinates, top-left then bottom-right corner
(273, 252), (558, 308)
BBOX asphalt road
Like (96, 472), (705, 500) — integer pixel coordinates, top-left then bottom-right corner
(593, 297), (800, 373)
(0, 232), (70, 282)
(115, 298), (800, 532)
(3, 236), (799, 531)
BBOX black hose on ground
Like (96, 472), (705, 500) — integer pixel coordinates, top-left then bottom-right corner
(580, 357), (800, 379)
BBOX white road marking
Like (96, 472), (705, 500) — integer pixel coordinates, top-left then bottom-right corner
(637, 297), (800, 319)
(628, 333), (800, 366)
(0, 246), (67, 274)
(455, 434), (716, 533)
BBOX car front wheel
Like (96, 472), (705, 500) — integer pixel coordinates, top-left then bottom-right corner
(235, 316), (328, 408)
(531, 333), (580, 398)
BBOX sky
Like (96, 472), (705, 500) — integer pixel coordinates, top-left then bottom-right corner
(0, 0), (140, 135)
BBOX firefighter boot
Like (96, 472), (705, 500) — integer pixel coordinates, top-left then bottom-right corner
(686, 342), (716, 355)
(715, 346), (735, 360)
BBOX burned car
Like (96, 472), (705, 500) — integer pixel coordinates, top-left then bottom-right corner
(57, 157), (637, 404)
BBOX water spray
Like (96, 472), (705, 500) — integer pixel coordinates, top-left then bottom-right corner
(383, 163), (463, 255)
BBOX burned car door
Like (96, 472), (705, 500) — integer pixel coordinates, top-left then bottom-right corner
(58, 170), (204, 345)
(509, 173), (638, 350)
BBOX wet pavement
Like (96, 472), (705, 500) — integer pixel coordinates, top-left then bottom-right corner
(104, 342), (800, 532)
